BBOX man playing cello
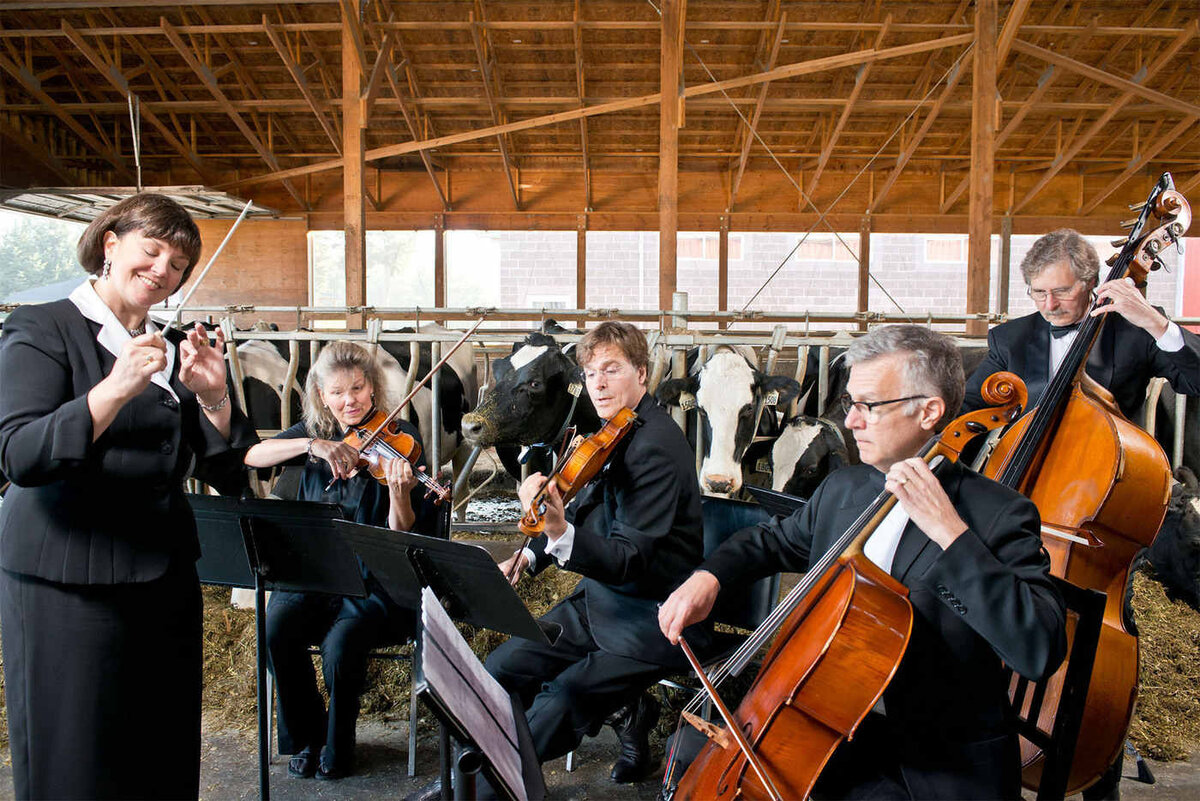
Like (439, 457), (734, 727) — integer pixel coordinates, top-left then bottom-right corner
(659, 325), (1067, 800)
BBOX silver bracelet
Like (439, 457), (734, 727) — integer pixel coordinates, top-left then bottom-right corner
(197, 389), (230, 412)
(306, 437), (316, 460)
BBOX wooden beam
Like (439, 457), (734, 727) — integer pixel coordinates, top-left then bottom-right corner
(995, 0), (1033, 63)
(469, 8), (520, 209)
(717, 220), (729, 330)
(1013, 21), (1197, 213)
(262, 17), (341, 155)
(362, 23), (395, 126)
(574, 0), (591, 211)
(0, 49), (131, 180)
(59, 20), (210, 180)
(999, 215), (1012, 314)
(1080, 116), (1198, 215)
(343, 18), (366, 329)
(869, 48), (972, 214)
(160, 18), (307, 209)
(218, 31), (976, 191)
(1009, 37), (1200, 119)
(0, 113), (76, 182)
(728, 11), (786, 212)
(967, 0), (997, 337)
(382, 60), (449, 210)
(576, 216), (587, 326)
(857, 215), (871, 332)
(336, 0), (371, 83)
(811, 15), (891, 195)
(434, 214), (446, 313)
(659, 0), (685, 312)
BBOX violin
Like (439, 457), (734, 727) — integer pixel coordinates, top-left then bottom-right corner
(666, 373), (1026, 800)
(342, 408), (451, 505)
(505, 407), (639, 581)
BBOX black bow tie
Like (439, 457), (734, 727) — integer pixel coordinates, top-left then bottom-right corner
(1049, 321), (1081, 339)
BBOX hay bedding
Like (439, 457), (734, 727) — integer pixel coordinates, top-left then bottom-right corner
(0, 562), (1195, 763)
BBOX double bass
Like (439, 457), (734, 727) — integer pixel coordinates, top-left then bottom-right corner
(979, 173), (1191, 794)
(666, 374), (1024, 800)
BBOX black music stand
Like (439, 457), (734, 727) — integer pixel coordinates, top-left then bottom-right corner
(744, 484), (808, 518)
(189, 494), (365, 801)
(335, 520), (559, 645)
(416, 586), (546, 801)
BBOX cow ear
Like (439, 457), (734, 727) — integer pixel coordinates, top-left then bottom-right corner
(655, 375), (699, 406)
(757, 374), (802, 406)
(493, 358), (513, 381)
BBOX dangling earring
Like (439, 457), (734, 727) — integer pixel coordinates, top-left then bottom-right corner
(101, 259), (112, 280)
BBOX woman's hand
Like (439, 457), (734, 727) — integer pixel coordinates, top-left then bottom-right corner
(309, 438), (361, 481)
(385, 456), (421, 497)
(107, 332), (168, 402)
(178, 323), (229, 406)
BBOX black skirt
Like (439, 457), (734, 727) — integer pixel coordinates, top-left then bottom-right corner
(0, 558), (202, 800)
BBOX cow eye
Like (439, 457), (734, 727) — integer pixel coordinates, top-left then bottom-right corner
(528, 379), (541, 390)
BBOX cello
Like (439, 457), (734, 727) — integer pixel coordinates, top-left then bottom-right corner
(979, 173), (1191, 794)
(667, 373), (1025, 800)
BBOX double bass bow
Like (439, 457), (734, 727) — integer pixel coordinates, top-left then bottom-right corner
(664, 373), (1025, 801)
(979, 173), (1190, 794)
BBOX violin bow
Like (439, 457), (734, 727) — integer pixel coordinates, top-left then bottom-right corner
(678, 636), (785, 801)
(160, 198), (254, 334)
(325, 317), (485, 491)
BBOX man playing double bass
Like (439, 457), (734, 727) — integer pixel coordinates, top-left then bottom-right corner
(962, 228), (1200, 419)
(659, 325), (1067, 800)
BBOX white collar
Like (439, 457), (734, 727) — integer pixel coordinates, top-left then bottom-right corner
(69, 279), (179, 401)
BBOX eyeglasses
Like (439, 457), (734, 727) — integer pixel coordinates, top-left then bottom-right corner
(1027, 281), (1083, 302)
(583, 364), (630, 381)
(839, 394), (928, 421)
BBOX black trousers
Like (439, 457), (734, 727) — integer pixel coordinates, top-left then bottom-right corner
(265, 589), (411, 769)
(484, 593), (668, 763)
(0, 560), (202, 801)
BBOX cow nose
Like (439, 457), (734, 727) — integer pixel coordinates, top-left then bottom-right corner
(461, 416), (483, 440)
(704, 474), (738, 495)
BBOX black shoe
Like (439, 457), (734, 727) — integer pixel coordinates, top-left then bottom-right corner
(609, 693), (660, 783)
(287, 747), (317, 779)
(315, 746), (352, 780)
(406, 778), (443, 801)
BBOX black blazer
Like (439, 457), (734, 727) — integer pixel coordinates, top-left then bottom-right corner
(702, 461), (1067, 799)
(0, 300), (258, 585)
(963, 311), (1200, 420)
(528, 392), (706, 667)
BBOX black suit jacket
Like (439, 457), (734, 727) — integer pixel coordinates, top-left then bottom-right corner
(528, 392), (705, 667)
(0, 299), (258, 585)
(963, 311), (1200, 420)
(702, 461), (1067, 799)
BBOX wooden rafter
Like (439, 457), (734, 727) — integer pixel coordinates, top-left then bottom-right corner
(0, 113), (76, 183)
(1080, 116), (1198, 215)
(60, 21), (210, 179)
(995, 0), (1033, 63)
(810, 14), (891, 194)
(469, 5), (520, 209)
(262, 17), (340, 155)
(868, 48), (972, 214)
(160, 18), (307, 209)
(1013, 21), (1197, 212)
(336, 0), (371, 82)
(573, 0), (591, 211)
(382, 59), (449, 210)
(0, 48), (132, 180)
(727, 9), (785, 212)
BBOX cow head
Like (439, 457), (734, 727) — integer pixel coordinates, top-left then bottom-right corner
(656, 348), (800, 496)
(770, 416), (850, 499)
(462, 332), (597, 448)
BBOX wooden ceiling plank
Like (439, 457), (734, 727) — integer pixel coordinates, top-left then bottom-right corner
(262, 17), (341, 156)
(728, 8), (785, 212)
(60, 20), (210, 179)
(216, 31), (985, 191)
(160, 17), (307, 208)
(868, 48), (972, 214)
(1013, 20), (1197, 212)
(1080, 116), (1198, 214)
(0, 47), (131, 180)
(1009, 37), (1200, 118)
(810, 14), (891, 194)
(0, 113), (76, 182)
(382, 59), (449, 210)
(469, 7), (520, 209)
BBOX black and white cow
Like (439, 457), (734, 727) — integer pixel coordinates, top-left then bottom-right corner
(1148, 468), (1200, 611)
(655, 346), (801, 496)
(461, 330), (602, 478)
(764, 415), (850, 499)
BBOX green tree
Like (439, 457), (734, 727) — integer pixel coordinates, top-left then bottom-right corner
(0, 212), (84, 300)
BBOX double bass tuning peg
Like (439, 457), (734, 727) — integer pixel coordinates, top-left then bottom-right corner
(1110, 238), (1127, 248)
(1119, 218), (1139, 230)
(1128, 201), (1147, 212)
(1105, 253), (1121, 267)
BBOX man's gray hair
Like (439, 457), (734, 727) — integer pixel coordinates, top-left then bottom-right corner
(845, 325), (965, 428)
(1020, 228), (1101, 286)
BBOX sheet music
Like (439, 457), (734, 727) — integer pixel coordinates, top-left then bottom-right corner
(421, 587), (526, 801)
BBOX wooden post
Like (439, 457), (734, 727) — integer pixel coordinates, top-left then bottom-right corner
(658, 0), (685, 314)
(434, 213), (445, 322)
(342, 16), (366, 330)
(718, 219), (729, 330)
(999, 215), (1013, 316)
(966, 0), (997, 337)
(577, 215), (587, 328)
(858, 215), (872, 332)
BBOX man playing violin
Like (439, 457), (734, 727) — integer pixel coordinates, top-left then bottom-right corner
(659, 325), (1067, 800)
(963, 228), (1200, 421)
(489, 321), (707, 783)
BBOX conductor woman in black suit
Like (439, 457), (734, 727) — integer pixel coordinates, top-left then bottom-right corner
(0, 194), (258, 800)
